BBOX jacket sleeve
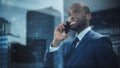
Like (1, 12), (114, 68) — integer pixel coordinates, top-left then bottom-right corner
(43, 49), (54, 68)
(43, 45), (64, 68)
(93, 37), (119, 68)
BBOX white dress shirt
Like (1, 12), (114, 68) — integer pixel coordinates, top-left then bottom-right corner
(49, 27), (91, 52)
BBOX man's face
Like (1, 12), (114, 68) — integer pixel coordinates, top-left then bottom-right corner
(68, 4), (87, 31)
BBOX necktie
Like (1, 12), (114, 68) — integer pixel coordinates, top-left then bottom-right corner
(64, 37), (79, 62)
(69, 37), (79, 55)
(71, 37), (79, 49)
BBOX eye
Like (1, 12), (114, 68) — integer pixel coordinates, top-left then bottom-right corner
(68, 13), (71, 16)
(73, 9), (80, 15)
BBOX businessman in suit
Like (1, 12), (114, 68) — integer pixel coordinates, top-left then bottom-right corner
(44, 3), (119, 68)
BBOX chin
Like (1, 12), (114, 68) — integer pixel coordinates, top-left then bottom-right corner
(71, 25), (85, 32)
(71, 27), (79, 31)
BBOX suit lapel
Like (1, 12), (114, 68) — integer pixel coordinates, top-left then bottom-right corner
(67, 30), (94, 65)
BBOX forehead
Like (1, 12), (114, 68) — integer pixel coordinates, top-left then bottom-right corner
(68, 3), (82, 13)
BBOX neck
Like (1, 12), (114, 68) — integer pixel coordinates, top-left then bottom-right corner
(76, 25), (89, 35)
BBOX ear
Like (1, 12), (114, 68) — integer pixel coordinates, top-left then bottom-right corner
(86, 14), (91, 20)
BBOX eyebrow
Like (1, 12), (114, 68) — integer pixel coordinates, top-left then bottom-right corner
(73, 8), (81, 13)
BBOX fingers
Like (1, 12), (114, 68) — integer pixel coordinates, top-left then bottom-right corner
(53, 22), (71, 42)
(56, 23), (66, 33)
(56, 26), (62, 33)
(66, 30), (71, 35)
(55, 22), (71, 36)
(60, 23), (66, 30)
(63, 30), (71, 36)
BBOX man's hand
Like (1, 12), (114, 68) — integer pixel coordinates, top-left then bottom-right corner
(51, 23), (71, 47)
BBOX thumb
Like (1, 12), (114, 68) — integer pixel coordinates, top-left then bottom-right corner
(64, 30), (71, 37)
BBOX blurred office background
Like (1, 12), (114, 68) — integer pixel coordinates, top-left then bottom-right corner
(0, 0), (120, 68)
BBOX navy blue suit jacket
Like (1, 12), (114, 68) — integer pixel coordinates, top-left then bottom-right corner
(44, 30), (119, 68)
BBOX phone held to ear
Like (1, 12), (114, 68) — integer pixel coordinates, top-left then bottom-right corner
(64, 20), (71, 34)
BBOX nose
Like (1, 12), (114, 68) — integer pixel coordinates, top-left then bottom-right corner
(70, 17), (75, 21)
(69, 17), (78, 22)
(67, 16), (74, 21)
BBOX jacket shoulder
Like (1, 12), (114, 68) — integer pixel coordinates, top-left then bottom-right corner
(89, 30), (109, 40)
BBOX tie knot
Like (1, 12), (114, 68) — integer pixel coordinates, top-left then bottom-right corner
(74, 37), (79, 42)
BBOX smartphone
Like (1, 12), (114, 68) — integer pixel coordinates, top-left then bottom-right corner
(64, 21), (71, 34)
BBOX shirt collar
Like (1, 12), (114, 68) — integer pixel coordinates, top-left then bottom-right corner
(76, 27), (91, 41)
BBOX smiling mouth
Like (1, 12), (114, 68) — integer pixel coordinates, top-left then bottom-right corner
(70, 25), (77, 28)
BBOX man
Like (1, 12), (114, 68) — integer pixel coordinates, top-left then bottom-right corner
(44, 3), (119, 68)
